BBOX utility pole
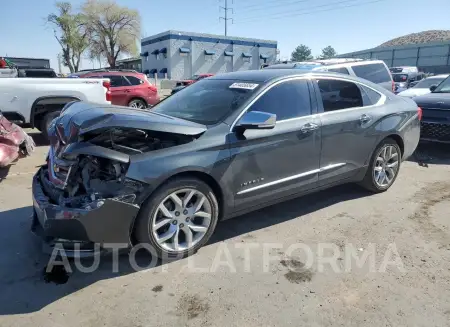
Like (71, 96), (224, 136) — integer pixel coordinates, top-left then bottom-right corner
(57, 53), (62, 74)
(219, 0), (233, 36)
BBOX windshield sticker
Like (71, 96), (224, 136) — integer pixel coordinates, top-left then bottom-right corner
(229, 82), (259, 90)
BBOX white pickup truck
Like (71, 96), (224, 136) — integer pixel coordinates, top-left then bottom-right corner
(0, 77), (111, 138)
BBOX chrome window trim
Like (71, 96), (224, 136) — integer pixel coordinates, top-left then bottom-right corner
(229, 74), (386, 131)
(237, 163), (346, 195)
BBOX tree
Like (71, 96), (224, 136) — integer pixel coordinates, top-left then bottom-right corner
(47, 2), (88, 73)
(318, 46), (337, 59)
(291, 44), (313, 62)
(82, 0), (141, 68)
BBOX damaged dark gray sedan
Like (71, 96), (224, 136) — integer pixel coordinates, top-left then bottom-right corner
(32, 70), (421, 258)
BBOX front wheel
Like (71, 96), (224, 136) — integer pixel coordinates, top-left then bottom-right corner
(134, 177), (219, 259)
(40, 111), (61, 141)
(360, 138), (401, 193)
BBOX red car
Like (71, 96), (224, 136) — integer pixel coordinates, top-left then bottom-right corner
(80, 70), (160, 108)
(175, 74), (214, 87)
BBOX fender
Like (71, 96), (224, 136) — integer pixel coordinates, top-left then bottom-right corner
(30, 96), (81, 127)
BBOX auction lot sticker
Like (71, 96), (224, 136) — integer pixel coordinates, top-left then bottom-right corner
(229, 83), (259, 90)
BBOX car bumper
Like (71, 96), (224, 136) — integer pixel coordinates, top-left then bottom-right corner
(31, 167), (140, 257)
(147, 94), (160, 106)
(420, 121), (450, 143)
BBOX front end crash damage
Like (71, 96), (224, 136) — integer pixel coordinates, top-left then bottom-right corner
(31, 101), (205, 256)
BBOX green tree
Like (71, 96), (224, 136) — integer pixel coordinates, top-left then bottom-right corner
(291, 44), (313, 62)
(82, 0), (141, 68)
(318, 46), (337, 59)
(47, 2), (89, 73)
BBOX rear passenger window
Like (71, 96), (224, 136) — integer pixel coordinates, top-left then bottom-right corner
(249, 80), (311, 121)
(316, 79), (363, 112)
(126, 75), (144, 85)
(328, 67), (350, 75)
(352, 63), (391, 83)
(359, 85), (382, 106)
(104, 75), (129, 87)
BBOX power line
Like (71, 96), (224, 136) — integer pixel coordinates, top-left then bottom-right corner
(238, 0), (315, 13)
(219, 0), (234, 36)
(235, 0), (387, 23)
(237, 0), (310, 10)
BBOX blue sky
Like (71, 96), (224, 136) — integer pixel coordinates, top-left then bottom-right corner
(2, 0), (450, 72)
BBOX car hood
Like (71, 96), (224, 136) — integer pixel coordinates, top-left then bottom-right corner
(50, 101), (207, 144)
(398, 88), (430, 98)
(413, 93), (450, 109)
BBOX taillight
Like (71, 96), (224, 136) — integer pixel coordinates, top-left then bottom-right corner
(417, 107), (422, 121)
(147, 82), (157, 93)
(103, 80), (112, 102)
(392, 80), (395, 92)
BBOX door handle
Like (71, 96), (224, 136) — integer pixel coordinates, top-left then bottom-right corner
(300, 123), (319, 133)
(360, 114), (372, 124)
(124, 89), (131, 93)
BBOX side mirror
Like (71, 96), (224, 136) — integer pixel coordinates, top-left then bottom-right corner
(429, 84), (438, 92)
(235, 111), (276, 131)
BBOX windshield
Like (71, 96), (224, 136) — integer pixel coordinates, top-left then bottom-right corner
(392, 74), (408, 82)
(414, 77), (446, 89)
(433, 76), (450, 93)
(153, 79), (258, 124)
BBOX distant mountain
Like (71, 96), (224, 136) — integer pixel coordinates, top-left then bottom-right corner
(379, 30), (450, 48)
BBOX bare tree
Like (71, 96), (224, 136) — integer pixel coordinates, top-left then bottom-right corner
(82, 0), (140, 68)
(47, 2), (88, 73)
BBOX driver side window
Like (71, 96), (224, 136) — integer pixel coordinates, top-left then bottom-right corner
(249, 80), (312, 121)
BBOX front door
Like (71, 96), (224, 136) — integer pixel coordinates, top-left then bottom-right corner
(228, 78), (322, 212)
(104, 75), (131, 106)
(311, 77), (385, 186)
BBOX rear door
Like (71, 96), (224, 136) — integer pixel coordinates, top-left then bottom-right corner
(228, 78), (322, 211)
(350, 63), (393, 91)
(103, 75), (131, 106)
(311, 77), (385, 186)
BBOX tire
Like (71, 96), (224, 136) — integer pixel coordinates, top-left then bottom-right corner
(360, 137), (402, 193)
(40, 111), (61, 141)
(128, 99), (147, 109)
(134, 177), (219, 259)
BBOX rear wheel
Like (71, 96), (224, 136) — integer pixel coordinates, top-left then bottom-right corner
(40, 111), (61, 141)
(128, 99), (147, 109)
(134, 177), (219, 259)
(360, 138), (401, 193)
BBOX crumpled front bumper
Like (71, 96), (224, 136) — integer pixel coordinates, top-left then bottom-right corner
(31, 167), (140, 256)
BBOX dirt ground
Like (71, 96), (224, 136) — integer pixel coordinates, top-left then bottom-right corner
(0, 132), (449, 327)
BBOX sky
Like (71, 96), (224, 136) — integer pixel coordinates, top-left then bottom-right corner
(2, 0), (450, 73)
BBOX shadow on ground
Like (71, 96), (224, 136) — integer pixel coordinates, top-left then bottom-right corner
(408, 142), (450, 167)
(0, 183), (369, 315)
(29, 132), (49, 147)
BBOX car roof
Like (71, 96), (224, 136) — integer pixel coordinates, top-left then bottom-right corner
(209, 69), (366, 84)
(85, 71), (143, 76)
(429, 74), (449, 78)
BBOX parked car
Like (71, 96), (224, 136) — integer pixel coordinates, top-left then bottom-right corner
(397, 74), (449, 98)
(264, 59), (395, 92)
(17, 68), (57, 78)
(0, 77), (111, 139)
(0, 111), (35, 167)
(412, 75), (450, 143)
(172, 74), (214, 95)
(31, 70), (421, 258)
(75, 70), (160, 108)
(389, 66), (419, 74)
(392, 71), (426, 94)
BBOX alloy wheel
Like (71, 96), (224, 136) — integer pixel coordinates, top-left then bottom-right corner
(151, 188), (212, 252)
(129, 101), (146, 109)
(372, 145), (400, 188)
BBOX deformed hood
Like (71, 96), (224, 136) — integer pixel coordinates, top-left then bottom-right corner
(50, 101), (207, 144)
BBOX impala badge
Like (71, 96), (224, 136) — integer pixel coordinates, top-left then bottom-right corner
(241, 178), (264, 188)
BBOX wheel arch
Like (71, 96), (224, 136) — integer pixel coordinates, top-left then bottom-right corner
(129, 169), (225, 245)
(30, 96), (81, 127)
